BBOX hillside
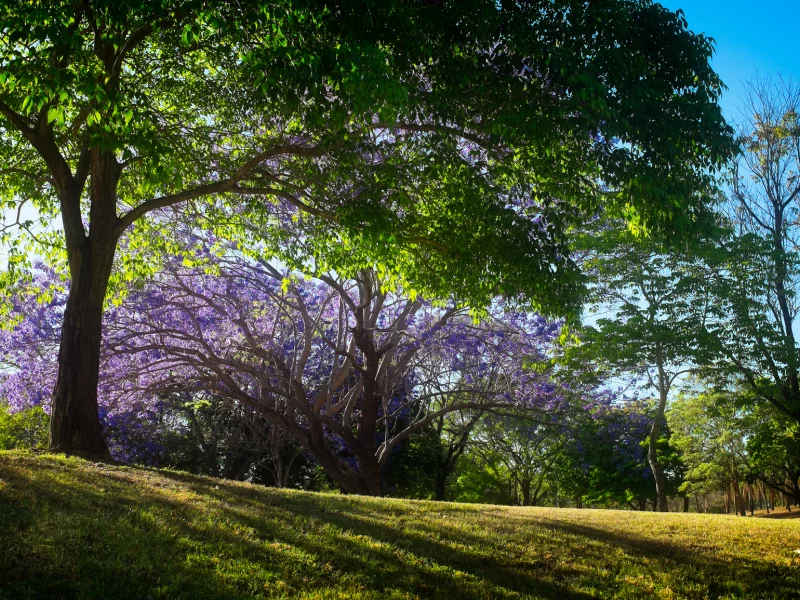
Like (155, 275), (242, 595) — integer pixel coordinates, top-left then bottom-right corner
(1, 452), (799, 599)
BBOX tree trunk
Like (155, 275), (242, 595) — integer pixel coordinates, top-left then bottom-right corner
(521, 479), (531, 506)
(359, 462), (383, 496)
(733, 480), (746, 517)
(649, 358), (669, 512)
(683, 495), (690, 513)
(435, 471), (448, 502)
(49, 150), (123, 459)
(49, 237), (116, 457)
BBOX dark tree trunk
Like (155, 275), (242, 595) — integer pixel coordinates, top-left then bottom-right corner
(683, 495), (690, 513)
(435, 471), (448, 502)
(521, 479), (532, 506)
(222, 453), (254, 481)
(649, 359), (669, 512)
(359, 456), (383, 496)
(49, 236), (116, 458)
(49, 150), (122, 459)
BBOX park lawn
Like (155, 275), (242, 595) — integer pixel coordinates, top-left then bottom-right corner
(1, 451), (799, 600)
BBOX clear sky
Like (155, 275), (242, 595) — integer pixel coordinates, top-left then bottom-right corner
(662, 0), (800, 120)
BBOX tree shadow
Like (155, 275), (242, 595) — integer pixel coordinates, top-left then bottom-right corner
(2, 458), (799, 600)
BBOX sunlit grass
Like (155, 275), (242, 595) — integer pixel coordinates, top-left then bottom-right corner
(1, 450), (799, 599)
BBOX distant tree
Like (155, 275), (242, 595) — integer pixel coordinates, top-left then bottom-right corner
(0, 403), (48, 450)
(429, 410), (484, 502)
(1, 1), (734, 456)
(708, 77), (800, 426)
(569, 228), (713, 511)
(570, 399), (657, 510)
(393, 407), (485, 502)
(668, 391), (751, 515)
(745, 401), (800, 506)
(471, 412), (564, 506)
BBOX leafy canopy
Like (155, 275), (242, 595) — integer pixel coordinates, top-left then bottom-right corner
(1, 0), (733, 315)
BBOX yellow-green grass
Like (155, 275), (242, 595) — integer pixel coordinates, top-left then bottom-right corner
(1, 451), (799, 599)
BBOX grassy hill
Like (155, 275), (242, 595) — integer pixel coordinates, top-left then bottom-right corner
(1, 452), (799, 599)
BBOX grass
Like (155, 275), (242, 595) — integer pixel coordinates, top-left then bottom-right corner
(1, 451), (800, 599)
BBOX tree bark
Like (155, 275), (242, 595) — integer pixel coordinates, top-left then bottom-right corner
(435, 471), (448, 502)
(521, 478), (532, 506)
(648, 357), (669, 512)
(733, 480), (746, 517)
(49, 149), (123, 459)
(49, 235), (117, 458)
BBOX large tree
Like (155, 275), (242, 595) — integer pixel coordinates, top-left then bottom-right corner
(0, 1), (733, 456)
(570, 228), (713, 511)
(0, 256), (563, 495)
(708, 77), (800, 425)
(102, 261), (562, 495)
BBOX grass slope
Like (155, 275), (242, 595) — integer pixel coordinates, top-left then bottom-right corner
(1, 452), (799, 600)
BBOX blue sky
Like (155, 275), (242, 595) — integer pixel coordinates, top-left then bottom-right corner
(662, 0), (800, 119)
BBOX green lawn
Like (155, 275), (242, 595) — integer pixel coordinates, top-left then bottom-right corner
(1, 451), (799, 599)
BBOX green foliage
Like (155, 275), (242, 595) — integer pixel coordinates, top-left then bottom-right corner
(747, 407), (800, 480)
(571, 224), (718, 379)
(0, 0), (734, 316)
(381, 429), (440, 500)
(0, 404), (48, 450)
(667, 391), (751, 497)
(450, 454), (512, 505)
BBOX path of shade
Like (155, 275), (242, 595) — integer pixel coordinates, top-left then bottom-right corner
(1, 451), (799, 599)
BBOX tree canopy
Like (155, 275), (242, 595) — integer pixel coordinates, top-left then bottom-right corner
(0, 1), (734, 457)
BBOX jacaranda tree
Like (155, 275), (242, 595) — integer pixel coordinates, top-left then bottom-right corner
(102, 260), (564, 495)
(1, 254), (565, 495)
(0, 1), (734, 456)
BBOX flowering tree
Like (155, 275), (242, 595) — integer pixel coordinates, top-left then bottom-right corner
(102, 260), (564, 495)
(1, 256), (564, 494)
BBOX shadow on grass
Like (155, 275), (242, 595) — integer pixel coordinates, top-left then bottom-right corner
(2, 457), (799, 600)
(752, 508), (800, 519)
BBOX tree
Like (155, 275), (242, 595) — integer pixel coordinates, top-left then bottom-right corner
(709, 77), (800, 426)
(0, 1), (733, 456)
(745, 400), (800, 507)
(471, 412), (564, 506)
(104, 258), (565, 495)
(562, 397), (658, 510)
(668, 391), (752, 516)
(570, 228), (713, 511)
(429, 409), (484, 502)
(0, 403), (48, 450)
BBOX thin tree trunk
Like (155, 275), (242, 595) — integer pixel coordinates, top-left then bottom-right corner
(648, 356), (670, 512)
